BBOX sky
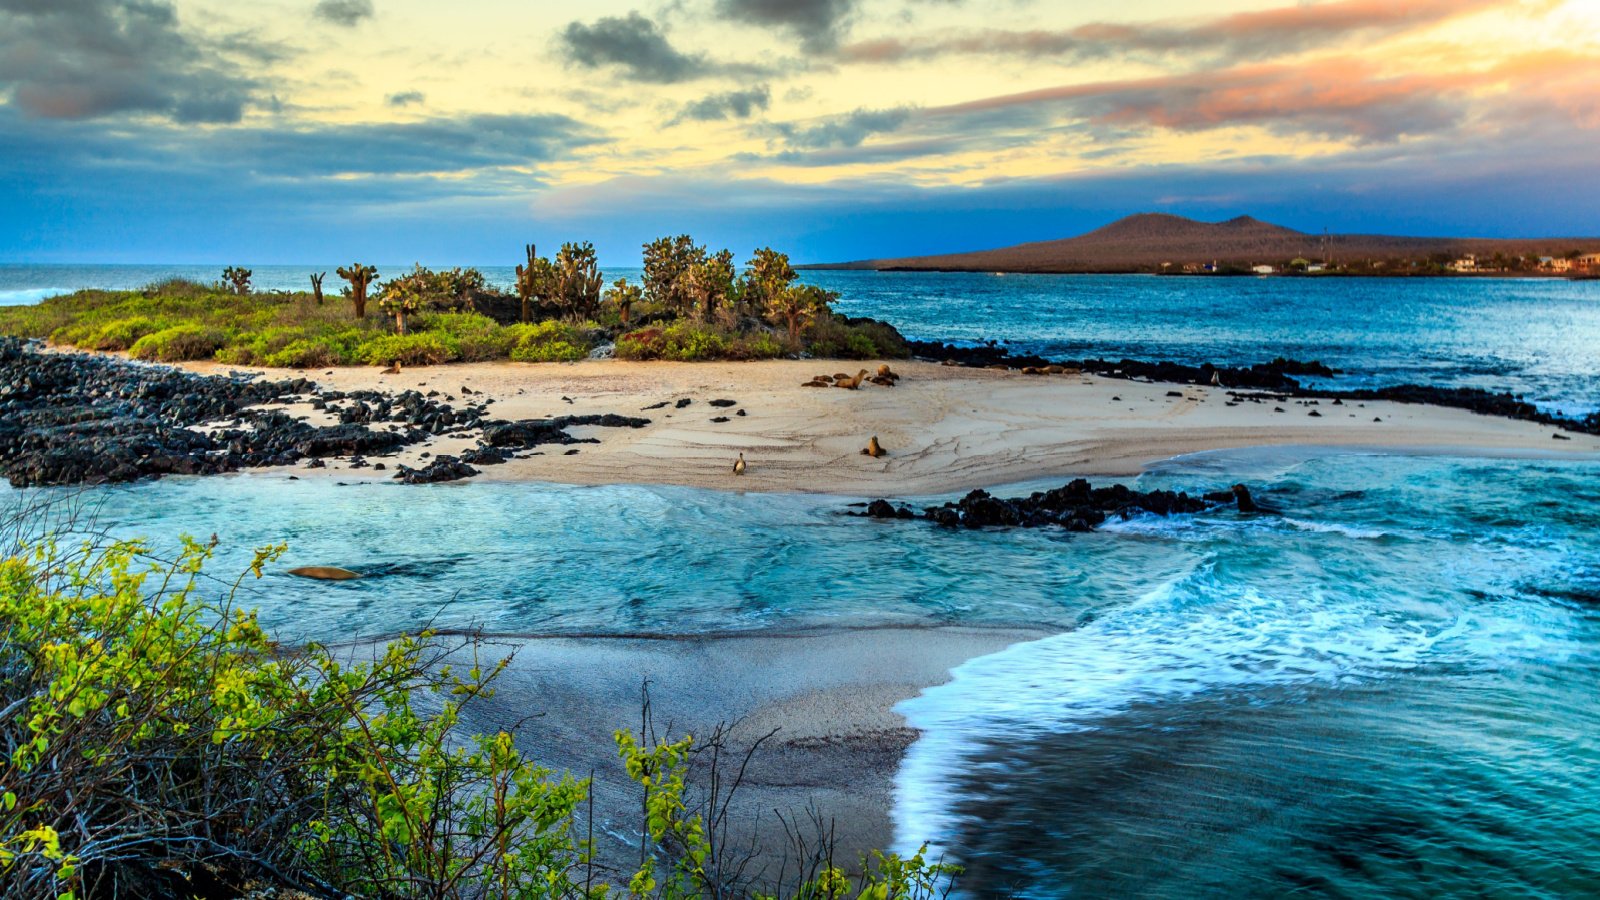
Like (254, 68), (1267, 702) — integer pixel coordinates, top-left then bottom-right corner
(1, 0), (1598, 264)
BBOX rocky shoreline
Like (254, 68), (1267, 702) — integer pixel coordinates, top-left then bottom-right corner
(856, 479), (1257, 531)
(906, 340), (1600, 437)
(0, 338), (648, 488)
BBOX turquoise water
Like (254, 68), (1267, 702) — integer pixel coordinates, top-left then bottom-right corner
(7, 448), (1599, 897)
(4, 265), (1599, 414)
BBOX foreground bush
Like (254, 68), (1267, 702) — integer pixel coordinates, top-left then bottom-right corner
(360, 332), (461, 366)
(505, 320), (590, 362)
(127, 324), (229, 362)
(0, 534), (955, 899)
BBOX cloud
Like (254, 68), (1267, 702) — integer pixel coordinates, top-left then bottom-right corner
(560, 12), (710, 83)
(840, 0), (1511, 64)
(673, 85), (771, 123)
(312, 0), (373, 27)
(386, 90), (425, 107)
(924, 51), (1600, 144)
(0, 0), (259, 123)
(716, 0), (856, 51)
(773, 106), (914, 149)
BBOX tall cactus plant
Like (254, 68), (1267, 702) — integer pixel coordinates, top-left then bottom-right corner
(554, 242), (604, 321)
(336, 264), (378, 318)
(309, 272), (326, 306)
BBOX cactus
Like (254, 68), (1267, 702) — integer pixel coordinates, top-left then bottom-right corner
(553, 242), (604, 320)
(514, 244), (555, 324)
(336, 264), (378, 318)
(221, 266), (252, 295)
(309, 272), (326, 306)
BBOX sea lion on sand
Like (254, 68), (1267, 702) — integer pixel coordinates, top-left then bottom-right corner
(834, 369), (869, 389)
(287, 566), (362, 581)
(1021, 367), (1044, 375)
(1043, 365), (1064, 375)
(861, 436), (885, 458)
(379, 362), (401, 375)
(816, 374), (835, 383)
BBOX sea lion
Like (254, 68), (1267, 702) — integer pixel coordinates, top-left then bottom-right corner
(287, 566), (362, 581)
(861, 436), (885, 458)
(379, 362), (401, 375)
(802, 380), (829, 387)
(986, 364), (1009, 372)
(733, 453), (747, 476)
(1043, 365), (1064, 375)
(834, 373), (852, 382)
(834, 369), (869, 389)
(816, 374), (835, 383)
(1211, 370), (1223, 387)
(1021, 367), (1044, 375)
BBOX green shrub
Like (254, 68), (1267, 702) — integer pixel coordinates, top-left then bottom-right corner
(615, 326), (667, 360)
(506, 320), (589, 363)
(850, 319), (912, 359)
(420, 312), (510, 361)
(127, 324), (228, 362)
(660, 322), (729, 361)
(804, 317), (909, 360)
(83, 316), (164, 351)
(730, 330), (785, 360)
(359, 332), (460, 366)
(261, 338), (346, 368)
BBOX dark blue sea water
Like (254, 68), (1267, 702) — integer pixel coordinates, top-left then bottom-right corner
(3, 262), (1599, 896)
(3, 264), (1598, 414)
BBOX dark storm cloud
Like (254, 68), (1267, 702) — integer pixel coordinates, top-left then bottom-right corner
(0, 0), (259, 123)
(560, 12), (711, 83)
(312, 0), (374, 27)
(673, 85), (771, 123)
(715, 0), (856, 51)
(839, 0), (1511, 65)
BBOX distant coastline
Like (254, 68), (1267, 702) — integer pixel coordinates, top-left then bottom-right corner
(803, 213), (1600, 277)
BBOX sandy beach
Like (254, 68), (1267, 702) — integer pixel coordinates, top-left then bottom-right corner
(174, 357), (1600, 496)
(389, 625), (1045, 882)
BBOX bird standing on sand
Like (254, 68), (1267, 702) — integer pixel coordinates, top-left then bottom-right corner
(733, 453), (746, 476)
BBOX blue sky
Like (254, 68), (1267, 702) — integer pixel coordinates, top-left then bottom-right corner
(2, 0), (1597, 265)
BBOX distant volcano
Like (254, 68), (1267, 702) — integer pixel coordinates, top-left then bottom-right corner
(803, 213), (1600, 273)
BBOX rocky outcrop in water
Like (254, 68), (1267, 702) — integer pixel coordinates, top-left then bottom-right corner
(858, 478), (1258, 531)
(0, 338), (652, 487)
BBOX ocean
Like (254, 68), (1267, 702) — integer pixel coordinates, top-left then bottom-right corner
(3, 265), (1599, 896)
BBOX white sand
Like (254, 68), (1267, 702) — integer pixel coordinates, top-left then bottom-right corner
(177, 358), (1599, 495)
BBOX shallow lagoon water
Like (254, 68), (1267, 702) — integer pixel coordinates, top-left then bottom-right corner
(9, 448), (1600, 896)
